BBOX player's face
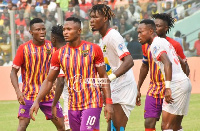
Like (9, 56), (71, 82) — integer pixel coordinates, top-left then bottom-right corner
(137, 23), (152, 45)
(154, 19), (168, 37)
(30, 23), (46, 43)
(90, 11), (105, 32)
(63, 21), (81, 42)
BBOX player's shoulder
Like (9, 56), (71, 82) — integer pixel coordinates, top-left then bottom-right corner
(18, 40), (32, 49)
(166, 36), (180, 47)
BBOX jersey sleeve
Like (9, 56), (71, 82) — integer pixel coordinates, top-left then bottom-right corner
(109, 32), (131, 60)
(93, 44), (105, 67)
(50, 50), (60, 70)
(150, 41), (167, 61)
(12, 45), (24, 69)
(173, 41), (186, 61)
(142, 44), (148, 65)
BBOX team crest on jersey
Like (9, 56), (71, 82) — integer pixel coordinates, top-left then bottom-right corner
(153, 46), (160, 55)
(20, 109), (25, 114)
(118, 44), (124, 50)
(46, 49), (51, 55)
(103, 45), (106, 52)
(82, 50), (89, 57)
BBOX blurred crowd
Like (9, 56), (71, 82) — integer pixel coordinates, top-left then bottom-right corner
(0, 0), (200, 66)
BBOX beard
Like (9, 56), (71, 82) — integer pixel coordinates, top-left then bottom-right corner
(91, 28), (98, 32)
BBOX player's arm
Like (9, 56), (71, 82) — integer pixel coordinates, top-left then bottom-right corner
(96, 65), (113, 122)
(10, 67), (25, 105)
(51, 76), (65, 121)
(136, 63), (149, 106)
(10, 45), (25, 105)
(159, 53), (173, 104)
(177, 56), (189, 76)
(175, 42), (190, 76)
(113, 55), (134, 78)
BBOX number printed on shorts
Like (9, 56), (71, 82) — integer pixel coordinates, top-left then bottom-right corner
(86, 116), (96, 126)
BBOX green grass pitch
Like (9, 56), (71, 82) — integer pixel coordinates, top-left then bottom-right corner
(0, 94), (199, 131)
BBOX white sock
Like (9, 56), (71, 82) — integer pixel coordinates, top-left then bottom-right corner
(178, 129), (183, 131)
(163, 130), (173, 131)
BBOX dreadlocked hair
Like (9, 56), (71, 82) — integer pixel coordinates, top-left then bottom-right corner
(152, 13), (175, 34)
(51, 24), (64, 40)
(90, 4), (115, 20)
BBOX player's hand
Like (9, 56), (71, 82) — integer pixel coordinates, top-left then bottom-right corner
(16, 91), (25, 105)
(29, 102), (40, 121)
(165, 88), (174, 104)
(52, 106), (58, 121)
(104, 104), (113, 122)
(136, 91), (141, 106)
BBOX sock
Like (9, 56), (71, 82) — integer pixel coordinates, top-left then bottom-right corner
(178, 129), (184, 131)
(145, 128), (156, 131)
(111, 120), (116, 131)
(120, 127), (125, 131)
(163, 130), (173, 131)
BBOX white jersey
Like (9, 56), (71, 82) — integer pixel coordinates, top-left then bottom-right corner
(150, 37), (187, 82)
(102, 29), (136, 91)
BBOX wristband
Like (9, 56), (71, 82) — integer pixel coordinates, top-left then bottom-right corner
(106, 98), (113, 104)
(165, 81), (171, 89)
(108, 74), (116, 81)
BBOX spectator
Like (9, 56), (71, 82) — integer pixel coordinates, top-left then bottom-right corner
(189, 32), (200, 57)
(56, 0), (70, 12)
(0, 55), (4, 66)
(15, 12), (26, 26)
(79, 0), (92, 13)
(48, 0), (57, 12)
(126, 5), (140, 22)
(174, 30), (183, 48)
(127, 31), (142, 59)
(3, 53), (12, 66)
(124, 33), (131, 47)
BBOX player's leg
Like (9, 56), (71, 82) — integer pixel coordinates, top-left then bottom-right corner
(40, 100), (65, 131)
(17, 99), (33, 130)
(161, 110), (177, 130)
(112, 104), (127, 131)
(68, 110), (82, 131)
(144, 95), (163, 131)
(173, 115), (183, 131)
(80, 107), (102, 131)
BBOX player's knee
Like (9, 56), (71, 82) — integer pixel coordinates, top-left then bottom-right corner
(161, 122), (172, 130)
(18, 117), (30, 130)
(145, 118), (156, 128)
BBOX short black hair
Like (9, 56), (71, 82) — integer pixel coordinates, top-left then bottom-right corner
(90, 4), (115, 21)
(51, 25), (65, 41)
(66, 17), (81, 26)
(140, 19), (156, 31)
(30, 18), (44, 28)
(152, 13), (175, 34)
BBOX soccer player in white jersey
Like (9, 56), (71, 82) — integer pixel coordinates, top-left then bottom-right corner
(90, 4), (138, 131)
(137, 19), (192, 131)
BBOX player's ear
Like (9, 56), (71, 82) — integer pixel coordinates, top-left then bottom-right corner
(29, 30), (33, 36)
(165, 26), (169, 33)
(78, 28), (82, 35)
(104, 16), (108, 22)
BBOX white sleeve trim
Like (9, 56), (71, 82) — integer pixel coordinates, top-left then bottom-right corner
(50, 66), (59, 70)
(12, 64), (20, 69)
(95, 62), (105, 67)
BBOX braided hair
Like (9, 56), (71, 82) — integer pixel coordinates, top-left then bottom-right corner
(152, 13), (175, 34)
(51, 24), (65, 41)
(90, 4), (115, 21)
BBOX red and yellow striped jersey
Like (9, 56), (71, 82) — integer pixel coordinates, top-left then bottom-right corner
(13, 40), (55, 101)
(142, 44), (165, 99)
(142, 37), (187, 98)
(51, 40), (104, 111)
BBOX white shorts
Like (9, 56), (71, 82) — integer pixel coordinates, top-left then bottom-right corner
(111, 81), (137, 118)
(162, 78), (192, 116)
(62, 86), (70, 130)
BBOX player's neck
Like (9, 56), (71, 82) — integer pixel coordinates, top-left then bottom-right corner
(149, 34), (157, 45)
(32, 39), (45, 46)
(99, 24), (110, 37)
(159, 34), (167, 38)
(68, 38), (82, 48)
(56, 41), (66, 49)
